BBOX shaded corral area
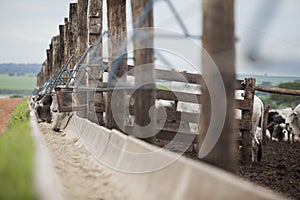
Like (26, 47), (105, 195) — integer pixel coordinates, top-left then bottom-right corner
(239, 141), (300, 200)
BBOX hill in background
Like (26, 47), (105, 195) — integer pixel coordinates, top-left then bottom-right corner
(0, 63), (41, 76)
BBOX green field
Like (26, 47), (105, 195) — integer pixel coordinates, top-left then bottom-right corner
(0, 100), (36, 199)
(0, 74), (36, 96)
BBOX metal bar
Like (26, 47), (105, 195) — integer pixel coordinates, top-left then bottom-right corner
(53, 54), (79, 88)
(164, 0), (190, 36)
(66, 45), (94, 87)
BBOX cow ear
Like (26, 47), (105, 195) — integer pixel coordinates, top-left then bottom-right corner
(293, 111), (297, 116)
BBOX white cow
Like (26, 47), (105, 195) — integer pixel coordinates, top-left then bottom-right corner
(51, 94), (73, 132)
(288, 104), (300, 142)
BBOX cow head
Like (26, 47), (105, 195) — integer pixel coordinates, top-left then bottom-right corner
(51, 94), (71, 132)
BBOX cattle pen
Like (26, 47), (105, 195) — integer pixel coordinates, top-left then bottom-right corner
(32, 0), (297, 199)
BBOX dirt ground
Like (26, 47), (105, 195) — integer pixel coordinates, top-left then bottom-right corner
(38, 122), (126, 200)
(155, 138), (300, 199)
(239, 140), (300, 200)
(0, 98), (24, 134)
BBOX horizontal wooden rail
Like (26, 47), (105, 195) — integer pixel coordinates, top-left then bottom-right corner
(156, 90), (201, 104)
(235, 99), (252, 111)
(255, 85), (300, 96)
(125, 125), (198, 144)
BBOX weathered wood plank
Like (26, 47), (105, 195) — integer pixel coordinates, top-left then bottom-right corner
(235, 99), (252, 111)
(199, 0), (237, 172)
(236, 119), (251, 131)
(262, 104), (269, 145)
(241, 78), (255, 163)
(59, 25), (65, 67)
(106, 0), (128, 130)
(255, 85), (300, 96)
(87, 0), (104, 125)
(125, 125), (198, 144)
(75, 0), (89, 118)
(131, 0), (156, 143)
(156, 89), (201, 104)
(89, 102), (105, 113)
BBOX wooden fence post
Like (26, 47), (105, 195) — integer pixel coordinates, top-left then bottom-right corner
(77, 0), (88, 58)
(41, 61), (47, 84)
(37, 71), (41, 87)
(87, 0), (104, 125)
(131, 0), (156, 143)
(63, 18), (69, 65)
(59, 25), (65, 68)
(76, 0), (89, 118)
(241, 78), (255, 163)
(262, 104), (270, 145)
(52, 36), (60, 75)
(49, 42), (54, 78)
(46, 49), (51, 81)
(106, 0), (127, 130)
(68, 3), (78, 68)
(198, 0), (237, 172)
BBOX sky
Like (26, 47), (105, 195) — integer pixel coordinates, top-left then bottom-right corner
(0, 0), (74, 63)
(0, 0), (300, 76)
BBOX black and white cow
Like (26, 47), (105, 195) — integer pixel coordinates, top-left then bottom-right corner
(30, 92), (72, 132)
(267, 111), (286, 141)
(34, 94), (53, 123)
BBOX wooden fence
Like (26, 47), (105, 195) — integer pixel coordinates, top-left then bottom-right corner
(55, 67), (257, 162)
(36, 0), (255, 169)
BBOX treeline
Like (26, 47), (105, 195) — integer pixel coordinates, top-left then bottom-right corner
(0, 89), (33, 96)
(257, 82), (300, 109)
(0, 63), (41, 75)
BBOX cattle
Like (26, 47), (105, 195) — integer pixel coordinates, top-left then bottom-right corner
(288, 104), (300, 142)
(51, 94), (72, 132)
(266, 109), (298, 142)
(267, 112), (286, 141)
(29, 95), (38, 108)
(30, 92), (73, 131)
(34, 94), (53, 123)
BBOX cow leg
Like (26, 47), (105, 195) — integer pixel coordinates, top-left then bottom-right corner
(257, 142), (262, 162)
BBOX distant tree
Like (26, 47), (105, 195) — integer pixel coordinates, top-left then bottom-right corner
(270, 82), (300, 107)
(258, 95), (279, 109)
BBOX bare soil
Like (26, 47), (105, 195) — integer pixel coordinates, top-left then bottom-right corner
(0, 98), (24, 134)
(155, 138), (300, 199)
(239, 141), (300, 200)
